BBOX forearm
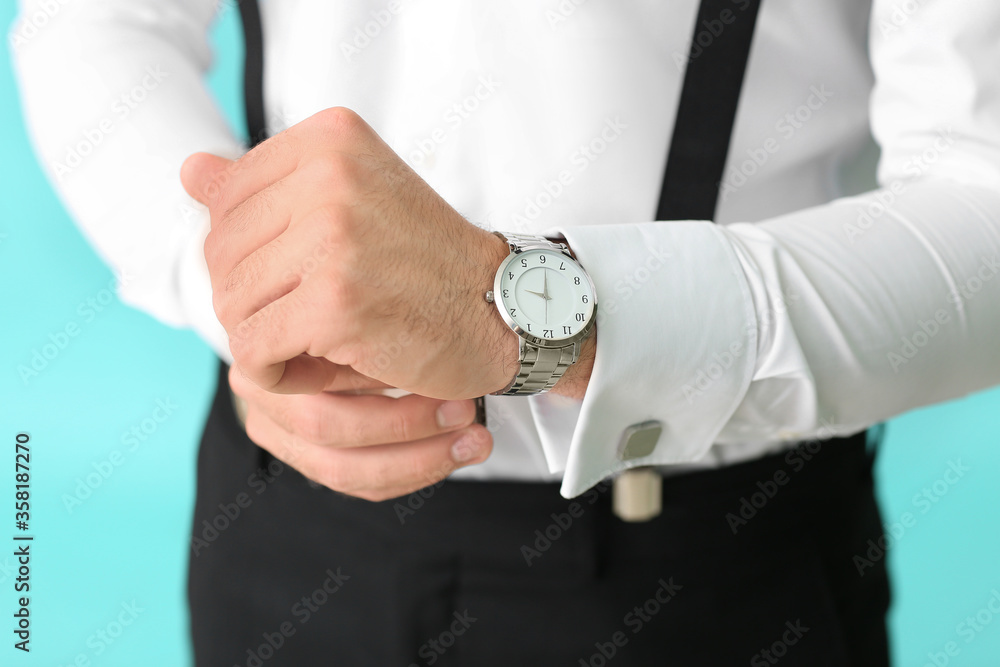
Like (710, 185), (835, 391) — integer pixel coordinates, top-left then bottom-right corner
(13, 0), (240, 357)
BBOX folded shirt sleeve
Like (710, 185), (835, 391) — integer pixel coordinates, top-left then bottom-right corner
(11, 0), (241, 361)
(535, 0), (1000, 498)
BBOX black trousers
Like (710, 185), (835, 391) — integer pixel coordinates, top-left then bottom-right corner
(188, 362), (891, 666)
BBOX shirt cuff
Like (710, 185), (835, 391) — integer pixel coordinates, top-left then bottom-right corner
(546, 221), (758, 498)
(176, 206), (231, 362)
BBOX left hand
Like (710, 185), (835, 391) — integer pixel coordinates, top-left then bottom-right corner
(181, 107), (517, 399)
(228, 365), (492, 502)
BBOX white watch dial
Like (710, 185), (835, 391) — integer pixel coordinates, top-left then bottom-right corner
(497, 249), (595, 343)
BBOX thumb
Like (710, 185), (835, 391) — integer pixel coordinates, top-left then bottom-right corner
(180, 152), (235, 206)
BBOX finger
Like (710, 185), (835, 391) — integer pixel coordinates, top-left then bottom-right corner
(213, 228), (301, 330)
(180, 152), (236, 206)
(229, 360), (387, 395)
(207, 107), (377, 214)
(228, 284), (358, 394)
(203, 172), (303, 285)
(231, 367), (477, 447)
(230, 353), (371, 397)
(243, 412), (492, 502)
(212, 189), (341, 328)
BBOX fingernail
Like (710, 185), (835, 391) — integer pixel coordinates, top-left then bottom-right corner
(451, 433), (483, 463)
(437, 400), (472, 429)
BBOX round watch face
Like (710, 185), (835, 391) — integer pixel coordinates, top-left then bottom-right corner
(495, 248), (597, 346)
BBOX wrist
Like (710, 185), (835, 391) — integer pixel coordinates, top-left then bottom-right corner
(480, 231), (596, 399)
(550, 330), (595, 399)
(473, 229), (521, 395)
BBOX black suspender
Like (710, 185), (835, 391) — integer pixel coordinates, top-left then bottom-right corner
(237, 0), (267, 147)
(657, 0), (763, 222)
(236, 0), (762, 214)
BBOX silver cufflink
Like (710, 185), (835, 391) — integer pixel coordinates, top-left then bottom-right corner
(613, 421), (664, 522)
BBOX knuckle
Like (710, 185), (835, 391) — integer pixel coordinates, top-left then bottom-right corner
(314, 106), (363, 135)
(203, 232), (221, 269)
(324, 273), (356, 315)
(385, 410), (414, 444)
(227, 326), (258, 369)
(342, 412), (373, 446)
(299, 408), (330, 445)
(211, 289), (233, 326)
(223, 255), (258, 296)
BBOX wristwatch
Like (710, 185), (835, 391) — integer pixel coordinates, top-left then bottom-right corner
(486, 232), (598, 396)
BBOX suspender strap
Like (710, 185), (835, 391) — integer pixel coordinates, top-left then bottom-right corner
(237, 0), (267, 147)
(237, 0), (761, 219)
(656, 0), (763, 222)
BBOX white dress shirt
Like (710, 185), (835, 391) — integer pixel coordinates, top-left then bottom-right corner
(13, 0), (1000, 498)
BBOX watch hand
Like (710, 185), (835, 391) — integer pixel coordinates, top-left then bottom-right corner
(525, 289), (546, 299)
(543, 271), (548, 323)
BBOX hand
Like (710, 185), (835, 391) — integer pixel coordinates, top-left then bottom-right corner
(228, 365), (492, 502)
(180, 107), (517, 399)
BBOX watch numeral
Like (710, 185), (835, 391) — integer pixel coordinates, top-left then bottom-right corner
(502, 289), (509, 298)
(575, 313), (585, 322)
(509, 308), (516, 317)
(539, 255), (546, 264)
(509, 271), (515, 280)
(574, 277), (581, 285)
(582, 294), (589, 303)
(560, 262), (566, 270)
(520, 258), (527, 268)
(562, 326), (572, 334)
(543, 329), (554, 338)
(526, 323), (532, 332)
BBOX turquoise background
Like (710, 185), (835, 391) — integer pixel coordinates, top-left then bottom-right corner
(1, 2), (998, 665)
